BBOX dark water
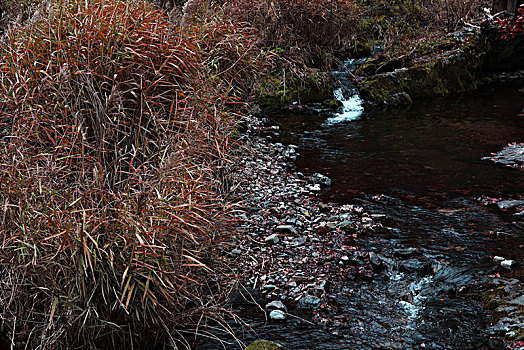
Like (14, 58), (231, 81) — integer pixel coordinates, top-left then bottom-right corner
(201, 85), (524, 349)
(275, 85), (524, 204)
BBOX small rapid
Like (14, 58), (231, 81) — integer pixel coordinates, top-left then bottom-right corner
(323, 58), (365, 126)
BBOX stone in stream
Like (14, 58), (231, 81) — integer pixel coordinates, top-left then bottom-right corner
(493, 256), (506, 263)
(339, 220), (354, 232)
(393, 247), (419, 259)
(266, 300), (288, 312)
(496, 199), (524, 210)
(507, 295), (524, 307)
(296, 294), (321, 310)
(269, 309), (287, 320)
(309, 173), (332, 187)
(399, 259), (432, 275)
(369, 252), (386, 271)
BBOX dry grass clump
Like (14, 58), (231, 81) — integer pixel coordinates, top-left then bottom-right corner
(0, 0), (238, 347)
(360, 0), (491, 57)
(176, 0), (360, 72)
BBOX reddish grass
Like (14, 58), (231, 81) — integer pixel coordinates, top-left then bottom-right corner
(0, 0), (240, 347)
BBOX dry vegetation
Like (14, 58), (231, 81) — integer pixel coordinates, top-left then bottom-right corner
(0, 0), (242, 348)
(0, 0), (496, 348)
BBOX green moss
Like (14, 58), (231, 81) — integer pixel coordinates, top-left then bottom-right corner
(323, 99), (343, 109)
(245, 340), (288, 350)
(480, 286), (506, 310)
(256, 71), (332, 111)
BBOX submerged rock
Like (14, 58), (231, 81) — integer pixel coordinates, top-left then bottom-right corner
(296, 294), (321, 310)
(228, 286), (263, 306)
(482, 143), (524, 169)
(310, 173), (332, 187)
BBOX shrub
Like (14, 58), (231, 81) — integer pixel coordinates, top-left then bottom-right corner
(0, 0), (236, 347)
(496, 4), (524, 39)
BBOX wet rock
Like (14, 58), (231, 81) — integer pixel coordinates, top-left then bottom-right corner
(265, 234), (280, 245)
(269, 310), (287, 320)
(310, 173), (332, 187)
(496, 200), (524, 210)
(339, 220), (354, 232)
(399, 259), (431, 274)
(507, 295), (524, 307)
(291, 236), (307, 247)
(393, 247), (419, 259)
(266, 300), (288, 312)
(228, 286), (263, 306)
(501, 260), (518, 270)
(275, 225), (296, 234)
(245, 340), (288, 350)
(262, 284), (277, 292)
(369, 252), (386, 271)
(482, 143), (524, 169)
(296, 294), (321, 310)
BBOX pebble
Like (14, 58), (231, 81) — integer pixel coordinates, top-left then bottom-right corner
(265, 234), (280, 245)
(500, 259), (518, 270)
(493, 256), (506, 263)
(266, 300), (288, 312)
(296, 294), (321, 310)
(269, 310), (287, 320)
(275, 225), (296, 234)
(231, 249), (242, 256)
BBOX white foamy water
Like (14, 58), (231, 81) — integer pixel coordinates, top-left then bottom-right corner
(323, 87), (364, 125)
(323, 58), (365, 126)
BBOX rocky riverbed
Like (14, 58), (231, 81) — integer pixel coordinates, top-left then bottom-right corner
(203, 111), (524, 349)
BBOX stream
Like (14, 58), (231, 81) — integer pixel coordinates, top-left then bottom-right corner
(199, 82), (524, 349)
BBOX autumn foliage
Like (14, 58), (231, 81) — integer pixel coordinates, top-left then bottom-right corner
(495, 4), (524, 39)
(0, 0), (239, 347)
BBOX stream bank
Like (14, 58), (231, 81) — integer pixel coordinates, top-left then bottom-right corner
(199, 82), (524, 349)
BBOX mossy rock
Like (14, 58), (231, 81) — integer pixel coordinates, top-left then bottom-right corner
(357, 73), (412, 105)
(322, 99), (343, 109)
(358, 49), (482, 105)
(245, 340), (288, 350)
(256, 71), (333, 111)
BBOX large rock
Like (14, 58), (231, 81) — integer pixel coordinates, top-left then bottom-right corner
(358, 50), (482, 105)
(245, 340), (288, 350)
(358, 29), (487, 105)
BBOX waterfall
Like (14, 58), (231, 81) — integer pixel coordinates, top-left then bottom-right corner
(323, 58), (366, 126)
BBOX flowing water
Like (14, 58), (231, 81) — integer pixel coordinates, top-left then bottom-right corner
(200, 83), (524, 349)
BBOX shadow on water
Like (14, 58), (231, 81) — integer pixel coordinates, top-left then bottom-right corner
(200, 84), (524, 349)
